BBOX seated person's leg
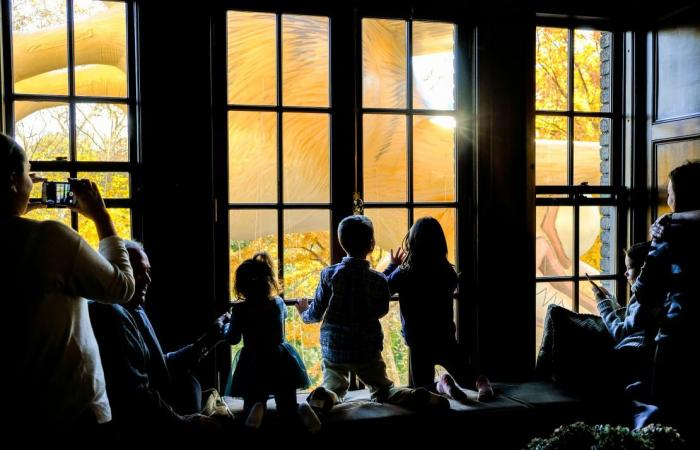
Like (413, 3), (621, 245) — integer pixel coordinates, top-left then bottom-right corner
(169, 372), (203, 415)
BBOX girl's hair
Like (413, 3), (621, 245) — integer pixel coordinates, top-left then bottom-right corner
(234, 252), (279, 302)
(1, 133), (26, 202)
(401, 217), (452, 273)
(668, 160), (700, 212)
(624, 241), (651, 269)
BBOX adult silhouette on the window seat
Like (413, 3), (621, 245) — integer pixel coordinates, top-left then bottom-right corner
(631, 161), (700, 438)
(89, 240), (228, 436)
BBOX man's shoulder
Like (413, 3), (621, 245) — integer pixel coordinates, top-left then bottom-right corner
(89, 302), (134, 327)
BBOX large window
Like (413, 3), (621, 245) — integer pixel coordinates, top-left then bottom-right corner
(535, 26), (623, 354)
(1, 0), (138, 246)
(220, 9), (463, 388)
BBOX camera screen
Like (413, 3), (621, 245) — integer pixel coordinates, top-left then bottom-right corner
(43, 181), (75, 207)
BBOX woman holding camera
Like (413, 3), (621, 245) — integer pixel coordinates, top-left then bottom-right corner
(1, 133), (135, 434)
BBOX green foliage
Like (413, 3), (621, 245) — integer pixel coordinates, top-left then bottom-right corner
(525, 422), (685, 450)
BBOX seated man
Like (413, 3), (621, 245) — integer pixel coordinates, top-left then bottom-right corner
(89, 240), (228, 436)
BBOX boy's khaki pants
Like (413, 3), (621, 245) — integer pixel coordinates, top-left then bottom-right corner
(320, 354), (421, 407)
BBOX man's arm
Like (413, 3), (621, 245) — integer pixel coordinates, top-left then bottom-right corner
(166, 313), (229, 373)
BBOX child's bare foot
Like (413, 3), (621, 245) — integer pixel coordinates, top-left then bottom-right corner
(476, 375), (494, 401)
(436, 373), (469, 402)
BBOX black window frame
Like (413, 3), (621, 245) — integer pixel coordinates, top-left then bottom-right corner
(212, 2), (475, 384)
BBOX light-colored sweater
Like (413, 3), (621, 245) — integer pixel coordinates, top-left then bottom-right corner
(2, 216), (134, 427)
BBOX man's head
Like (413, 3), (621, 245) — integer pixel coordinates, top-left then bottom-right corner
(125, 240), (151, 308)
(337, 215), (375, 258)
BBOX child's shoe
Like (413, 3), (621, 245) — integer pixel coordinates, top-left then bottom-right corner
(436, 373), (469, 402)
(476, 375), (495, 401)
(244, 402), (265, 429)
(298, 401), (322, 434)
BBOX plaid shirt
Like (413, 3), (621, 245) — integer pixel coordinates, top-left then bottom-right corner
(302, 257), (390, 364)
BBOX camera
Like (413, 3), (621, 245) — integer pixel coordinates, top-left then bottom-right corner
(42, 181), (76, 207)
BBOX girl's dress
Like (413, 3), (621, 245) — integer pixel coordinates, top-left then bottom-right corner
(225, 296), (310, 398)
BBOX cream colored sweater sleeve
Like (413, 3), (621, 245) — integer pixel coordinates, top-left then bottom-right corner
(46, 221), (135, 304)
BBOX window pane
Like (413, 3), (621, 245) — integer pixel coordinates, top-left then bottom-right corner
(380, 301), (409, 386)
(229, 210), (278, 299)
(284, 306), (323, 389)
(413, 115), (455, 202)
(227, 11), (276, 106)
(228, 111), (277, 203)
(536, 281), (573, 355)
(283, 209), (329, 390)
(362, 19), (406, 109)
(574, 117), (610, 186)
(79, 207), (131, 248)
(574, 30), (610, 112)
(14, 102), (70, 161)
(283, 113), (330, 203)
(73, 1), (128, 98)
(77, 172), (130, 199)
(283, 210), (330, 298)
(412, 21), (455, 111)
(536, 206), (574, 277)
(282, 15), (329, 107)
(536, 115), (568, 186)
(365, 208), (408, 270)
(580, 206), (616, 276)
(536, 27), (568, 111)
(579, 280), (617, 316)
(363, 114), (407, 202)
(76, 103), (128, 161)
(12, 0), (68, 95)
(414, 207), (455, 265)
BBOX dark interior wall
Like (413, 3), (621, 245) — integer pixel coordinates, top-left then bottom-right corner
(473, 4), (535, 379)
(137, 3), (218, 357)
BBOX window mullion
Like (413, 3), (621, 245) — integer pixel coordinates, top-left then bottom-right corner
(276, 13), (285, 290)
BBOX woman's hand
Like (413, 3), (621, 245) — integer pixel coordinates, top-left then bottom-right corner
(70, 179), (108, 221)
(70, 179), (116, 239)
(389, 248), (406, 266)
